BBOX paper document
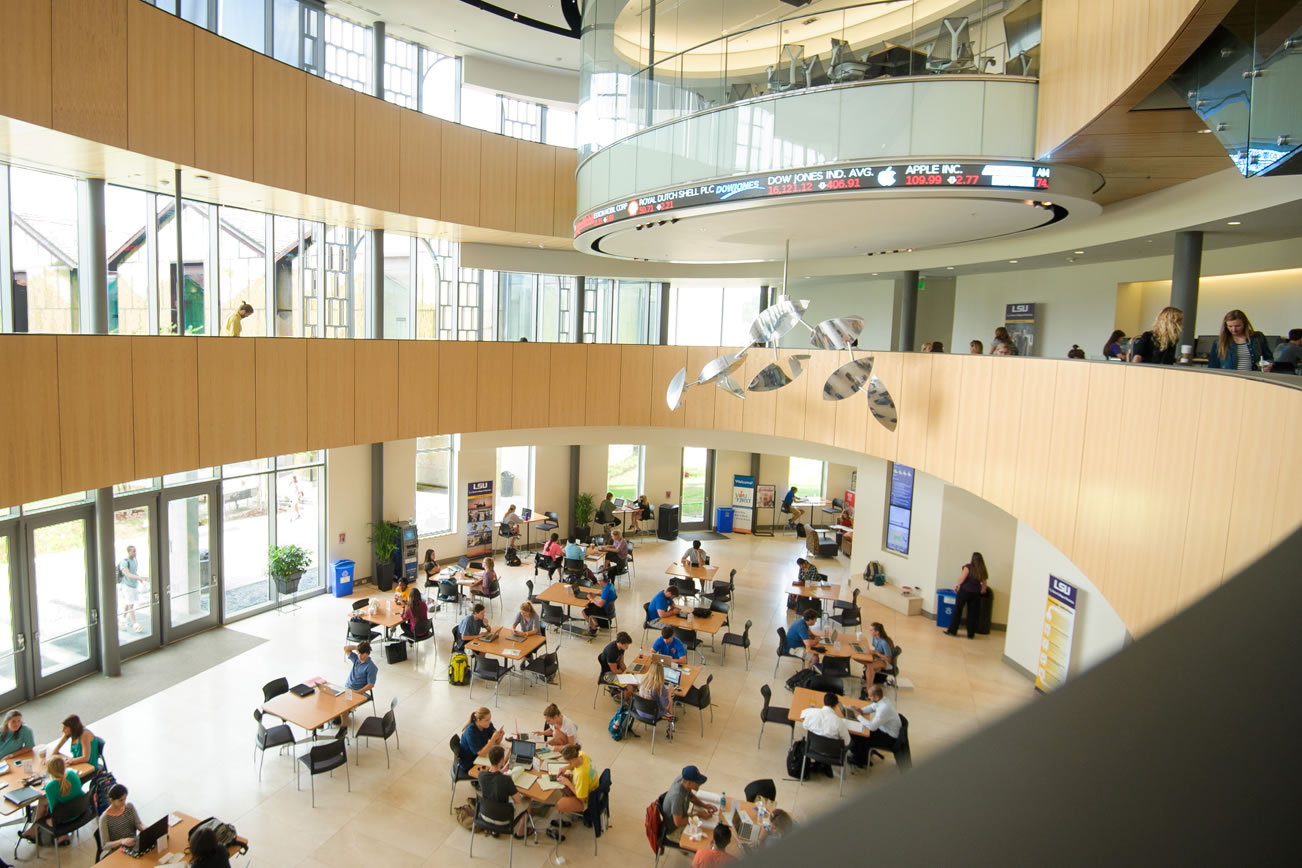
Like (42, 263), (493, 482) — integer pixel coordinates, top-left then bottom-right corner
(537, 778), (565, 791)
(503, 649), (521, 657)
(615, 674), (640, 685)
(168, 814), (182, 826)
(512, 769), (538, 789)
(473, 756), (492, 767)
(546, 761), (568, 775)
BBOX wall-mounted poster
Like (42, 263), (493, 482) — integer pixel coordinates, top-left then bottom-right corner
(732, 475), (755, 533)
(1004, 302), (1037, 357)
(466, 480), (494, 558)
(1035, 575), (1078, 693)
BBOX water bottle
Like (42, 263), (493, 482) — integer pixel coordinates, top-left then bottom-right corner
(719, 791), (727, 810)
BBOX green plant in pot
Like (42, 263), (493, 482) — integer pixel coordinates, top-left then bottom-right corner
(268, 544), (312, 597)
(368, 520), (400, 591)
(572, 492), (595, 542)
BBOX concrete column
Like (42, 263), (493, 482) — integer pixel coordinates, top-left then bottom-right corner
(896, 271), (919, 351)
(658, 282), (670, 345)
(369, 230), (385, 545)
(568, 445), (581, 537)
(574, 276), (587, 343)
(372, 21), (385, 100)
(1171, 230), (1203, 347)
(174, 169), (184, 335)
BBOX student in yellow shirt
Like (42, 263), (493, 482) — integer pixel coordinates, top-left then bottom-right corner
(223, 302), (254, 336)
(549, 743), (596, 838)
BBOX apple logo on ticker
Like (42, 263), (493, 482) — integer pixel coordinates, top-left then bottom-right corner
(626, 200), (639, 216)
(877, 167), (897, 187)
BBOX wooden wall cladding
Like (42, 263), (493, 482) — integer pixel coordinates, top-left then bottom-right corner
(515, 142), (557, 236)
(251, 53), (306, 193)
(478, 134), (518, 232)
(2, 336), (1300, 642)
(305, 76), (356, 204)
(354, 94), (402, 214)
(398, 111), (442, 220)
(0, 0), (53, 127)
(440, 124), (482, 227)
(51, 0), (127, 148)
(553, 149), (578, 237)
(193, 28), (253, 180)
(126, 0), (195, 166)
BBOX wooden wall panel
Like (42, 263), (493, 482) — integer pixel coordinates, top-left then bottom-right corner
(515, 143), (557, 236)
(1038, 362), (1090, 559)
(354, 341), (397, 444)
(712, 356), (743, 434)
(305, 77), (355, 204)
(922, 354), (961, 483)
(0, 336), (62, 505)
(800, 351), (839, 449)
(618, 345), (653, 428)
(553, 148), (578, 237)
(1222, 379), (1284, 579)
(1011, 360), (1057, 535)
(1070, 363), (1128, 591)
(832, 358), (870, 454)
(548, 344), (588, 428)
(438, 343), (477, 434)
(57, 335), (134, 491)
(1270, 394), (1302, 548)
(585, 346), (621, 427)
(952, 355), (993, 497)
(305, 340), (355, 449)
(650, 346), (688, 430)
(398, 112), (442, 219)
(196, 338), (255, 467)
(980, 360), (1024, 515)
(773, 350), (808, 444)
(440, 123), (482, 227)
(397, 341), (439, 439)
(353, 94), (402, 213)
(479, 134), (518, 232)
(126, 1), (194, 165)
(252, 53), (306, 193)
(741, 353), (777, 437)
(682, 346), (717, 431)
(894, 354), (933, 469)
(193, 29), (253, 180)
(51, 0), (127, 147)
(0, 0), (52, 127)
(254, 339), (307, 457)
(131, 337), (199, 478)
(512, 343), (551, 430)
(861, 352), (902, 463)
(475, 343), (512, 432)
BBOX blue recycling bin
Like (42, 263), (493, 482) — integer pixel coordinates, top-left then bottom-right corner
(715, 507), (734, 533)
(329, 559), (355, 598)
(936, 589), (957, 630)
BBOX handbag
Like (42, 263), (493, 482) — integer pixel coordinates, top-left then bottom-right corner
(384, 641), (407, 664)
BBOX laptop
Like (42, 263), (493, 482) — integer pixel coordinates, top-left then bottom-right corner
(839, 705), (862, 721)
(125, 816), (169, 857)
(289, 683), (315, 697)
(732, 807), (757, 843)
(826, 629), (839, 645)
(456, 555), (470, 570)
(851, 643), (867, 655)
(510, 738), (537, 766)
(521, 508), (532, 521)
(664, 667), (683, 687)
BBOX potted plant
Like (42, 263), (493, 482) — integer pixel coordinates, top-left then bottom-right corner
(367, 520), (400, 591)
(572, 492), (596, 542)
(268, 544), (311, 597)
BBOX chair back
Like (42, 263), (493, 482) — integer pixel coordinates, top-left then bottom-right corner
(673, 626), (698, 645)
(690, 674), (713, 709)
(254, 708), (267, 735)
(808, 674), (843, 694)
(671, 577), (696, 596)
(776, 626), (790, 656)
(414, 617), (433, 639)
(741, 619), (752, 643)
(852, 587), (861, 604)
(262, 677), (289, 702)
(728, 568), (736, 589)
(474, 655), (503, 677)
(830, 497), (843, 509)
(451, 624), (463, 646)
(631, 694), (661, 723)
(564, 557), (584, 573)
(759, 684), (773, 713)
(894, 714), (912, 769)
(310, 732), (347, 764)
(546, 511), (559, 523)
(381, 708), (398, 738)
(821, 656), (851, 677)
(891, 645), (903, 675)
(526, 579), (536, 601)
(448, 733), (462, 771)
(806, 732), (845, 764)
(50, 793), (94, 831)
(744, 778), (777, 803)
(347, 619), (374, 641)
(642, 601), (653, 627)
(537, 651), (560, 676)
(352, 598), (369, 611)
(477, 796), (516, 828)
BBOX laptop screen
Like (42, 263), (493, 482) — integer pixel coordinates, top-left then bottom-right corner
(521, 508), (532, 521)
(457, 555), (470, 569)
(136, 816), (169, 853)
(614, 498), (624, 507)
(511, 739), (536, 764)
(664, 667), (682, 686)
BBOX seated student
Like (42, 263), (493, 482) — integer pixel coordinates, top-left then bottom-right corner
(549, 744), (597, 840)
(479, 744), (531, 838)
(693, 825), (735, 867)
(583, 572), (617, 634)
(395, 576), (413, 603)
(564, 537), (587, 563)
(459, 603), (492, 643)
(98, 783), (147, 857)
(638, 659), (675, 723)
(598, 632), (635, 702)
(596, 493), (619, 530)
(756, 809), (794, 848)
(630, 494), (652, 533)
(849, 683), (903, 767)
(837, 506), (853, 528)
(339, 642), (377, 727)
(782, 486), (804, 525)
(680, 539), (709, 568)
(647, 586), (682, 629)
(422, 548), (438, 576)
(53, 713), (101, 771)
(473, 557), (500, 598)
(663, 765), (718, 843)
(422, 558), (439, 588)
(188, 826), (232, 868)
(603, 529), (630, 570)
(22, 756), (83, 844)
(651, 626), (687, 663)
(794, 557), (819, 585)
(541, 703), (579, 747)
(513, 602), (541, 636)
(0, 710), (34, 758)
(458, 707), (505, 775)
(539, 533), (565, 579)
(501, 505), (523, 541)
(799, 691), (851, 746)
(400, 588), (430, 641)
(787, 609), (823, 669)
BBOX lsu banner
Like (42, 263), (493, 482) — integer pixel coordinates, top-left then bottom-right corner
(1004, 302), (1037, 357)
(466, 481), (494, 559)
(731, 474), (755, 534)
(1034, 575), (1078, 693)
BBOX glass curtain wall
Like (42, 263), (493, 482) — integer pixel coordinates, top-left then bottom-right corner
(415, 435), (456, 537)
(498, 273), (577, 342)
(8, 167), (79, 334)
(668, 285), (762, 346)
(495, 447), (534, 521)
(584, 279), (662, 343)
(106, 185), (151, 335)
(608, 445), (645, 502)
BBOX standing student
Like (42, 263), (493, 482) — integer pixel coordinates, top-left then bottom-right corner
(222, 302), (254, 336)
(22, 756), (84, 843)
(98, 783), (147, 856)
(479, 744), (532, 838)
(52, 714), (100, 770)
(0, 710), (34, 758)
(782, 486), (805, 524)
(542, 704), (579, 747)
(1207, 309), (1273, 372)
(458, 707), (504, 775)
(117, 545), (148, 634)
(945, 552), (988, 639)
(1130, 306), (1183, 365)
(693, 825), (735, 867)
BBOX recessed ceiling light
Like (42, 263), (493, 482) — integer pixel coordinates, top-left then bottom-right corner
(1197, 129), (1213, 134)
(946, 266), (954, 270)
(1074, 250), (1085, 255)
(1226, 221), (1241, 225)
(1008, 260), (1019, 264)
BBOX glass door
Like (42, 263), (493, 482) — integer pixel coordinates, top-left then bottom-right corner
(161, 487), (219, 641)
(0, 527), (30, 708)
(680, 447), (714, 531)
(113, 501), (159, 657)
(25, 508), (100, 694)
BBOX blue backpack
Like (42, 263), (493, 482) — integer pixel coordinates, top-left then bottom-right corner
(608, 706), (631, 741)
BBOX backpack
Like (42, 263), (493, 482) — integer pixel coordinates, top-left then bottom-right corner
(504, 547), (522, 567)
(785, 667), (818, 692)
(608, 705), (631, 741)
(786, 737), (807, 779)
(189, 816), (238, 848)
(384, 640), (407, 664)
(89, 769), (119, 816)
(448, 652), (470, 685)
(644, 798), (664, 854)
(795, 522), (807, 538)
(454, 797), (478, 830)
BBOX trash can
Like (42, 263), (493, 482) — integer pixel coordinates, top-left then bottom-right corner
(935, 589), (957, 630)
(657, 505), (680, 541)
(500, 471), (516, 497)
(977, 589), (994, 635)
(715, 507), (734, 533)
(329, 559), (355, 598)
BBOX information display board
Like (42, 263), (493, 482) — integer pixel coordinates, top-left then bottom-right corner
(885, 463), (914, 555)
(1034, 576), (1079, 693)
(466, 481), (494, 559)
(732, 475), (755, 534)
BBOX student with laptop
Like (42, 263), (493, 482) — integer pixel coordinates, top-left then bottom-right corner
(603, 529), (630, 571)
(680, 539), (709, 568)
(583, 572), (617, 635)
(501, 505), (523, 542)
(638, 659), (676, 725)
(542, 703), (579, 747)
(460, 602), (492, 640)
(648, 586), (683, 629)
(595, 493), (619, 531)
(513, 602), (541, 637)
(794, 557), (819, 585)
(564, 537), (587, 562)
(479, 744), (532, 838)
(849, 684), (902, 768)
(652, 626), (687, 663)
(693, 824), (735, 867)
(787, 609), (824, 670)
(473, 557), (500, 597)
(98, 783), (148, 856)
(598, 632), (635, 703)
(799, 691), (851, 745)
(20, 755), (84, 844)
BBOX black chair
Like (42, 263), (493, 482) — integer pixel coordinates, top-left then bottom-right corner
(563, 557), (585, 579)
(874, 645), (904, 700)
(347, 617), (380, 643)
(803, 732), (850, 795)
(721, 619), (752, 669)
(679, 673), (714, 736)
(807, 674), (844, 694)
(670, 577), (698, 600)
(672, 626), (706, 666)
(296, 729), (349, 807)
(817, 656), (851, 694)
(834, 587), (860, 614)
(261, 676), (290, 723)
(451, 623), (465, 654)
(653, 792), (691, 868)
(593, 652), (623, 708)
(253, 708), (294, 780)
(630, 694), (670, 755)
(523, 649), (561, 699)
(448, 733), (475, 814)
(540, 602), (569, 635)
(438, 578), (462, 615)
(534, 554), (559, 582)
(774, 627), (803, 676)
(21, 793), (95, 866)
(355, 697), (399, 767)
(468, 795), (534, 865)
(820, 497), (844, 525)
(469, 655), (513, 706)
(407, 616), (435, 666)
(758, 685), (795, 748)
(893, 714), (913, 771)
(472, 580), (502, 617)
(744, 778), (777, 803)
(525, 579), (541, 604)
(538, 510), (559, 534)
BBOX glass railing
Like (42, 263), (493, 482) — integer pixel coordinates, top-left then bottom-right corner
(1170, 0), (1302, 176)
(578, 0), (1042, 158)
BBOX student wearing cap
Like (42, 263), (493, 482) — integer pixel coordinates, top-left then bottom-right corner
(663, 765), (718, 842)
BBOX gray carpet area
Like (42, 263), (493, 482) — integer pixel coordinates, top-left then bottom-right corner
(680, 531), (730, 541)
(16, 627), (266, 736)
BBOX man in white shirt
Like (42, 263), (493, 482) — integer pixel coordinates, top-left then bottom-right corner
(799, 692), (850, 745)
(680, 540), (709, 568)
(850, 684), (901, 767)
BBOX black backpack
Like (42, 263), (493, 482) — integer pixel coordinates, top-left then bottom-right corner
(795, 523), (807, 538)
(785, 667), (818, 692)
(505, 547), (522, 567)
(786, 737), (807, 779)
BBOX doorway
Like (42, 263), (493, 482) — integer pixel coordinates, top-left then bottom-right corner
(680, 447), (715, 531)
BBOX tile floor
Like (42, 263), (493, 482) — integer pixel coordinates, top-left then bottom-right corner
(4, 532), (1034, 867)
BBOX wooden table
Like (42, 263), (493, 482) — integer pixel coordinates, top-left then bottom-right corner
(629, 653), (701, 697)
(0, 750), (93, 816)
(355, 598), (405, 631)
(468, 762), (562, 806)
(677, 795), (761, 854)
(464, 631), (546, 663)
(814, 636), (876, 664)
(789, 583), (842, 603)
(659, 609), (727, 636)
(262, 683), (371, 733)
(536, 582), (602, 636)
(666, 563), (719, 582)
(96, 811), (246, 867)
(787, 686), (870, 732)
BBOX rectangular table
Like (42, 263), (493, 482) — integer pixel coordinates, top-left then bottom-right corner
(666, 563), (719, 582)
(535, 582), (601, 637)
(354, 597), (405, 632)
(677, 795), (761, 855)
(659, 609), (727, 636)
(628, 653), (701, 697)
(789, 582), (842, 602)
(788, 686), (871, 734)
(464, 631), (546, 663)
(97, 812), (246, 867)
(262, 682), (371, 734)
(468, 761), (563, 806)
(0, 750), (93, 817)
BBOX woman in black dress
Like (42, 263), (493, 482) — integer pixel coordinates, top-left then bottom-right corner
(946, 552), (988, 639)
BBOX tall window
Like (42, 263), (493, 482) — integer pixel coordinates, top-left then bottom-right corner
(421, 51), (459, 121)
(788, 457), (826, 499)
(8, 167), (79, 334)
(501, 95), (543, 142)
(324, 14), (371, 92)
(607, 445), (644, 502)
(218, 206), (267, 338)
(497, 273), (577, 342)
(416, 435), (456, 536)
(584, 279), (662, 343)
(495, 447), (534, 521)
(668, 285), (762, 346)
(384, 35), (419, 109)
(544, 107), (577, 148)
(106, 185), (151, 335)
